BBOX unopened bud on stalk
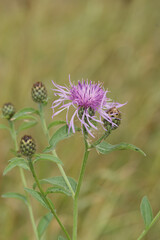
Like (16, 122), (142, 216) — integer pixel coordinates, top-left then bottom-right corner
(103, 107), (121, 131)
(31, 82), (47, 103)
(2, 103), (15, 120)
(20, 135), (36, 157)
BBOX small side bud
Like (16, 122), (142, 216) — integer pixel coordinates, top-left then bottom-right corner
(31, 82), (47, 103)
(104, 107), (121, 131)
(20, 135), (36, 157)
(2, 103), (15, 120)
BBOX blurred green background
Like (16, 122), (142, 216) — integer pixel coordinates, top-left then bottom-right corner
(0, 0), (160, 239)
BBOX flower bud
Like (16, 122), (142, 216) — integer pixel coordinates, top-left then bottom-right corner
(2, 103), (15, 120)
(20, 135), (36, 157)
(104, 107), (121, 131)
(31, 82), (47, 103)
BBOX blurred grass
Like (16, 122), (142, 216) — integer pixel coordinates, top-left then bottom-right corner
(0, 0), (160, 239)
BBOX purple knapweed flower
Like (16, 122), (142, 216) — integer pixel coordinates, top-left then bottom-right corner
(51, 77), (125, 137)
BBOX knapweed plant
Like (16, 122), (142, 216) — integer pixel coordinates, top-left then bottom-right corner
(1, 78), (159, 240)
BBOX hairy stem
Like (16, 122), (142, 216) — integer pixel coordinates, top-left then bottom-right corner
(72, 135), (90, 240)
(28, 159), (71, 240)
(9, 120), (39, 240)
(38, 104), (75, 198)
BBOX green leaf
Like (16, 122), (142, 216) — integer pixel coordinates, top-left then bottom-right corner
(49, 124), (73, 147)
(0, 124), (9, 130)
(34, 154), (63, 165)
(43, 125), (79, 153)
(3, 158), (29, 175)
(140, 196), (153, 228)
(17, 120), (37, 132)
(45, 187), (71, 197)
(2, 192), (28, 205)
(24, 188), (53, 210)
(37, 213), (53, 239)
(15, 114), (38, 121)
(11, 108), (39, 121)
(58, 237), (66, 240)
(34, 176), (77, 194)
(43, 145), (55, 153)
(96, 142), (146, 156)
(48, 120), (66, 130)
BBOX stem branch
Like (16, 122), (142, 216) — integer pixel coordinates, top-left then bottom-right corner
(9, 120), (39, 240)
(28, 159), (71, 240)
(38, 104), (75, 198)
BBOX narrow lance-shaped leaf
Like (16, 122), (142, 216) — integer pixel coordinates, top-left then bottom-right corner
(14, 114), (38, 121)
(24, 188), (47, 209)
(24, 188), (55, 210)
(45, 187), (71, 197)
(33, 176), (77, 194)
(44, 125), (80, 153)
(96, 141), (146, 156)
(37, 213), (53, 239)
(44, 125), (72, 152)
(3, 158), (29, 175)
(11, 108), (39, 121)
(0, 124), (9, 130)
(2, 192), (28, 205)
(140, 196), (153, 228)
(34, 154), (63, 165)
(48, 120), (66, 130)
(17, 120), (38, 133)
(58, 237), (66, 240)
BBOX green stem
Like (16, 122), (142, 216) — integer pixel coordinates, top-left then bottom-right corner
(28, 159), (71, 240)
(19, 168), (39, 240)
(72, 198), (78, 240)
(38, 104), (50, 140)
(137, 211), (160, 240)
(9, 120), (18, 151)
(75, 137), (89, 198)
(9, 120), (39, 240)
(38, 104), (75, 198)
(72, 135), (90, 240)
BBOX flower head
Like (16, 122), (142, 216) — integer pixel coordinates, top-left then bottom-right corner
(31, 82), (47, 103)
(20, 135), (36, 157)
(51, 77), (125, 137)
(2, 103), (15, 120)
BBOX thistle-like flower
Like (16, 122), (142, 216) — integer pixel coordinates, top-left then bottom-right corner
(2, 103), (15, 120)
(20, 135), (36, 157)
(31, 82), (47, 103)
(51, 77), (125, 137)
